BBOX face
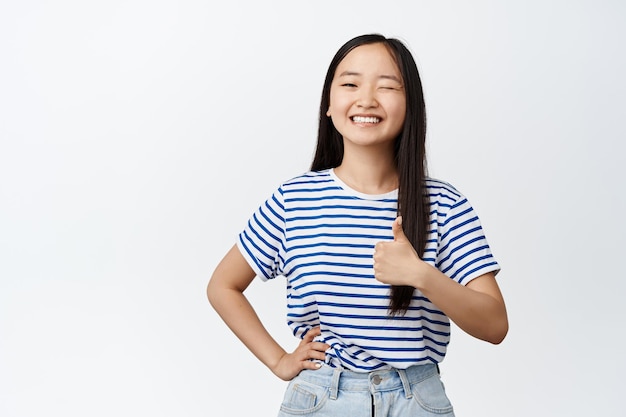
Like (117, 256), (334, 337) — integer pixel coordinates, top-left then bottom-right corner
(327, 43), (406, 150)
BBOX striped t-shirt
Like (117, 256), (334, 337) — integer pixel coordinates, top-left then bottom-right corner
(237, 169), (500, 372)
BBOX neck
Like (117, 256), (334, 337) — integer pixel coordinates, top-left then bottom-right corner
(334, 142), (397, 195)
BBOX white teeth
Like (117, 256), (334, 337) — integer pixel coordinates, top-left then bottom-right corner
(352, 116), (380, 124)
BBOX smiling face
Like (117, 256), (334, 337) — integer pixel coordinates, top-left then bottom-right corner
(326, 43), (406, 151)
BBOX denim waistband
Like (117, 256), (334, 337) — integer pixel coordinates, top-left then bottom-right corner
(296, 363), (439, 400)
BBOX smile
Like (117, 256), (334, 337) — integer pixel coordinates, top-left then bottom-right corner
(351, 116), (381, 124)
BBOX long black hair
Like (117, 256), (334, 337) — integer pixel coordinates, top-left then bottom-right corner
(310, 34), (429, 315)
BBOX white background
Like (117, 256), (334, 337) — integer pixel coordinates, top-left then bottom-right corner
(1, 1), (625, 416)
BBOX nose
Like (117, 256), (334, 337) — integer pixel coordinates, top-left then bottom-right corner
(356, 86), (378, 108)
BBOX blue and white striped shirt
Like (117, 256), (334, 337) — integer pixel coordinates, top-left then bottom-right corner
(237, 169), (500, 372)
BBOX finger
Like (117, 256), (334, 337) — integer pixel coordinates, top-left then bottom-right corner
(373, 243), (384, 263)
(373, 268), (385, 283)
(302, 360), (323, 370)
(302, 327), (321, 343)
(392, 216), (408, 242)
(309, 341), (331, 352)
(305, 349), (328, 361)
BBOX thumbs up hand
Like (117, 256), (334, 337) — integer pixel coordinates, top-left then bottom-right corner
(373, 216), (423, 287)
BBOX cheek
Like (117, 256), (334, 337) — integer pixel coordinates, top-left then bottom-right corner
(328, 94), (348, 112)
(387, 101), (406, 125)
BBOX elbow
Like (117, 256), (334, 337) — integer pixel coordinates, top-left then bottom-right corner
(206, 276), (219, 309)
(206, 273), (239, 312)
(486, 317), (509, 345)
(488, 330), (507, 345)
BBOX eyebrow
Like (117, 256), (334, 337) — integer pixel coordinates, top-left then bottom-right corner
(338, 71), (402, 83)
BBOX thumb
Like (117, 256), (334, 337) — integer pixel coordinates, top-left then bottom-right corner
(392, 216), (408, 242)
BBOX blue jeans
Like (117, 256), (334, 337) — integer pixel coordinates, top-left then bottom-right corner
(277, 364), (455, 416)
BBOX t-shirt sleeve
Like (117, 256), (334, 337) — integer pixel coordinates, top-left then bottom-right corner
(436, 191), (500, 285)
(236, 187), (286, 281)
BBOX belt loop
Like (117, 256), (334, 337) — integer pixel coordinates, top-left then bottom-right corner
(329, 368), (342, 400)
(396, 368), (413, 399)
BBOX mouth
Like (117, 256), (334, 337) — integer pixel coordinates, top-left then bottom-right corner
(351, 116), (381, 124)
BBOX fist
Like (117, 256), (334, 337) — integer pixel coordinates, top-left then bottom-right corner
(373, 216), (421, 287)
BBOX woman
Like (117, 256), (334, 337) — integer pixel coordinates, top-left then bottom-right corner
(208, 33), (508, 416)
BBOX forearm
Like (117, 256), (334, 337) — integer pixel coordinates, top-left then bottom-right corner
(208, 284), (287, 374)
(415, 265), (508, 344)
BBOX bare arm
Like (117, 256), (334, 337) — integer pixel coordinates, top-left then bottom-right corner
(374, 217), (508, 344)
(207, 244), (330, 380)
(412, 269), (507, 344)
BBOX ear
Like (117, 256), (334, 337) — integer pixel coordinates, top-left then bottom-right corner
(326, 108), (331, 117)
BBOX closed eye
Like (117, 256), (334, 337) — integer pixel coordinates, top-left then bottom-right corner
(341, 83), (357, 88)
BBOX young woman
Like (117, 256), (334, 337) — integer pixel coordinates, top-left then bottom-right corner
(208, 33), (508, 417)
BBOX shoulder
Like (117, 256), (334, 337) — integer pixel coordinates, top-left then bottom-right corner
(424, 177), (464, 205)
(258, 170), (335, 210)
(279, 169), (335, 192)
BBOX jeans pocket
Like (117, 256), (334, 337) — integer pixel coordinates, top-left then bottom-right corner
(279, 379), (329, 415)
(410, 373), (455, 415)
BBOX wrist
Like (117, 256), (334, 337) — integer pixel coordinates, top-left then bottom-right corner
(411, 261), (438, 291)
(261, 344), (287, 378)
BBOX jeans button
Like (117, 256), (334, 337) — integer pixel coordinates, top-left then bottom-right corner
(372, 375), (382, 385)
